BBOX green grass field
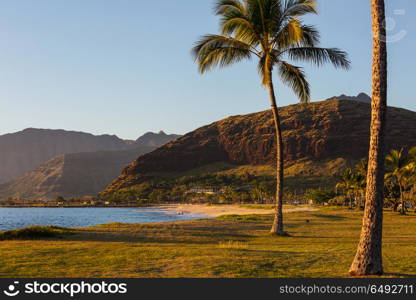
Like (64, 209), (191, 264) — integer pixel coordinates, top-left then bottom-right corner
(0, 207), (415, 278)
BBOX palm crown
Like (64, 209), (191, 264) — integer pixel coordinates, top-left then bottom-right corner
(385, 148), (415, 188)
(193, 0), (350, 101)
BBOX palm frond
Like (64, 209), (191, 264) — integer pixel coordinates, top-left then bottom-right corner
(215, 0), (246, 16)
(222, 18), (259, 45)
(408, 146), (416, 162)
(278, 61), (310, 102)
(257, 0), (285, 35)
(282, 0), (318, 19)
(219, 7), (259, 46)
(273, 21), (320, 50)
(192, 35), (253, 73)
(286, 47), (351, 69)
(244, 0), (269, 38)
(268, 0), (284, 33)
(273, 18), (303, 49)
(298, 24), (320, 46)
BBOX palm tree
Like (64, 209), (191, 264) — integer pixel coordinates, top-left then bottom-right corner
(336, 168), (357, 209)
(408, 146), (416, 163)
(193, 0), (350, 235)
(355, 159), (369, 180)
(385, 149), (411, 215)
(349, 0), (387, 276)
(409, 147), (416, 200)
(410, 185), (416, 213)
(354, 159), (368, 208)
(384, 178), (401, 212)
(400, 165), (416, 212)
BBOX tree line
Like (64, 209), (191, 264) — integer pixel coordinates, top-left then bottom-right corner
(336, 147), (416, 214)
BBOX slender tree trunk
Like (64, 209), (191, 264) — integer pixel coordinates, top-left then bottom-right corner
(349, 0), (387, 276)
(361, 190), (366, 209)
(399, 184), (406, 215)
(354, 194), (359, 210)
(268, 73), (285, 236)
(393, 201), (398, 212)
(400, 200), (405, 215)
(348, 191), (353, 210)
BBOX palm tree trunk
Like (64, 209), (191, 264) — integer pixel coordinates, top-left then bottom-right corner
(349, 0), (387, 276)
(348, 191), (353, 210)
(268, 73), (285, 236)
(399, 184), (405, 215)
(393, 201), (398, 212)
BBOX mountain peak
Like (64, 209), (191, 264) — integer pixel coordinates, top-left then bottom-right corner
(135, 131), (181, 147)
(326, 93), (371, 103)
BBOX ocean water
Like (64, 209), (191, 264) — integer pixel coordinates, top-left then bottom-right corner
(0, 207), (207, 231)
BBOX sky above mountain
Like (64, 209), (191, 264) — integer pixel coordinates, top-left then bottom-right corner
(0, 0), (414, 139)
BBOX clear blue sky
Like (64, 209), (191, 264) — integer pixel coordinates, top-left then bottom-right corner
(0, 0), (414, 139)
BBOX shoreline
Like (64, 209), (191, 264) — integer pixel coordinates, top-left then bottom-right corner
(0, 205), (157, 208)
(0, 204), (317, 218)
(159, 204), (317, 217)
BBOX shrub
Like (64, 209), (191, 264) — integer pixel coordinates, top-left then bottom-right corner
(328, 195), (348, 206)
(306, 189), (336, 205)
(0, 226), (72, 241)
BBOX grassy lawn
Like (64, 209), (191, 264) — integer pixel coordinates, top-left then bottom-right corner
(0, 207), (415, 278)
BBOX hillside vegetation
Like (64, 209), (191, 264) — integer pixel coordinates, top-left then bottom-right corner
(101, 100), (416, 202)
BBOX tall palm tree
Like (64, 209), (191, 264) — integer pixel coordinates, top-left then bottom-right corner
(349, 0), (387, 276)
(193, 0), (350, 235)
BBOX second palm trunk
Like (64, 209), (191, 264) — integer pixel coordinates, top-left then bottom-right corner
(349, 0), (387, 276)
(268, 75), (285, 236)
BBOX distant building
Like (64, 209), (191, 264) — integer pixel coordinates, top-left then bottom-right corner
(186, 187), (220, 195)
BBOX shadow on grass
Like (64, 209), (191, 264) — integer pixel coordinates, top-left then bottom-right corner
(311, 214), (347, 221)
(382, 273), (416, 278)
(217, 214), (272, 222)
(0, 217), (270, 245)
(61, 230), (254, 245)
(349, 273), (416, 278)
(209, 255), (326, 277)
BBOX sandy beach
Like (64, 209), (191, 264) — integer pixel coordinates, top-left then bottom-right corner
(162, 204), (317, 217)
